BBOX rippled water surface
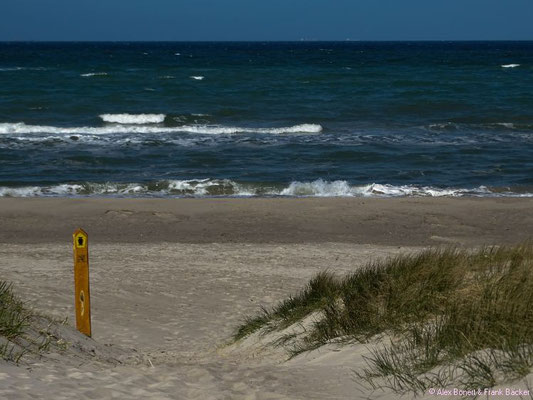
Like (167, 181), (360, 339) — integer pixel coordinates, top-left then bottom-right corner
(1, 42), (532, 196)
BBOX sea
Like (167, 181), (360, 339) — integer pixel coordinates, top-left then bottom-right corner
(1, 41), (532, 197)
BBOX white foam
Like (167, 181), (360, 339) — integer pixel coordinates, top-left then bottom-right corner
(494, 122), (515, 129)
(356, 183), (472, 197)
(81, 72), (108, 77)
(0, 180), (248, 197)
(166, 179), (252, 195)
(0, 122), (322, 135)
(190, 76), (204, 80)
(0, 180), (530, 198)
(0, 186), (41, 197)
(0, 184), (84, 197)
(100, 114), (166, 125)
(501, 64), (520, 68)
(280, 179), (353, 196)
(278, 180), (499, 198)
(428, 122), (458, 130)
(0, 67), (47, 72)
(176, 124), (323, 135)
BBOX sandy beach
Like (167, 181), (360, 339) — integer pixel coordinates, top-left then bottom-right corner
(1, 198), (532, 399)
(1, 197), (532, 245)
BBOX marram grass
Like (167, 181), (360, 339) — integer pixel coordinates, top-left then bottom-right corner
(0, 281), (30, 361)
(234, 244), (533, 394)
(0, 281), (72, 363)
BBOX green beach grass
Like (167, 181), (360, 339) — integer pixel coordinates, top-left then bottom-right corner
(0, 280), (67, 363)
(234, 244), (533, 394)
(0, 281), (31, 362)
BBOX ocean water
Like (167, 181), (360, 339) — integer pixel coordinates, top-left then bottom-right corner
(1, 41), (532, 197)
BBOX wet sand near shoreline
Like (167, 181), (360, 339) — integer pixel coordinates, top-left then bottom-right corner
(0, 197), (531, 245)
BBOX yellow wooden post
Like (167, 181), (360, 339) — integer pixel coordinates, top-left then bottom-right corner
(73, 228), (91, 337)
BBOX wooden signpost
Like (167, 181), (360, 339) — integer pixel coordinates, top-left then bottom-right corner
(73, 228), (92, 337)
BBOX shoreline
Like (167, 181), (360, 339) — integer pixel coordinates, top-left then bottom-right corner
(0, 197), (531, 245)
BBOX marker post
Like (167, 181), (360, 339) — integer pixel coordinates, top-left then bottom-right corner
(73, 228), (92, 337)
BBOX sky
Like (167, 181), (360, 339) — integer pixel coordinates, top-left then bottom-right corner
(1, 0), (532, 41)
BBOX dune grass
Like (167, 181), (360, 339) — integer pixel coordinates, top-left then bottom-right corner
(234, 244), (533, 394)
(0, 281), (31, 361)
(0, 280), (71, 363)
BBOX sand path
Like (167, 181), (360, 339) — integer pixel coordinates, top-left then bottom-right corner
(0, 242), (413, 399)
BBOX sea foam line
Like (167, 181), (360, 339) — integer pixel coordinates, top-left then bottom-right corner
(100, 113), (166, 124)
(0, 122), (322, 135)
(501, 64), (520, 68)
(0, 179), (529, 198)
(0, 67), (48, 72)
(80, 72), (108, 77)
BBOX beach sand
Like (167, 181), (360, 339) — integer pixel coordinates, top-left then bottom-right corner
(0, 198), (532, 399)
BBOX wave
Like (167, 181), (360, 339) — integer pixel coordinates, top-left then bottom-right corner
(0, 180), (250, 197)
(428, 122), (458, 131)
(100, 113), (166, 124)
(0, 179), (530, 198)
(0, 122), (322, 135)
(190, 76), (204, 80)
(279, 181), (497, 197)
(493, 122), (515, 129)
(427, 121), (533, 132)
(80, 72), (108, 77)
(501, 64), (520, 68)
(0, 67), (47, 72)
(175, 123), (322, 134)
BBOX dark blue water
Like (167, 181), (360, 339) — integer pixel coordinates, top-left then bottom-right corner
(1, 42), (532, 197)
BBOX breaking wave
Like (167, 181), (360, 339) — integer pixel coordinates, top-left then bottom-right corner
(100, 113), (166, 124)
(501, 64), (520, 68)
(0, 179), (530, 198)
(279, 181), (498, 197)
(0, 67), (22, 72)
(80, 72), (108, 77)
(175, 124), (322, 134)
(0, 67), (48, 72)
(0, 122), (322, 135)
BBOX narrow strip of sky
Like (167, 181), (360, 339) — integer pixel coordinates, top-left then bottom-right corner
(1, 0), (532, 41)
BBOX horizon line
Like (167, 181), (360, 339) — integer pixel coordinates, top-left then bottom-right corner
(1, 39), (533, 43)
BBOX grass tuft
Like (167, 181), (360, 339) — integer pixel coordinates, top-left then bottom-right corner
(0, 281), (32, 361)
(0, 281), (29, 340)
(233, 271), (340, 341)
(235, 243), (533, 394)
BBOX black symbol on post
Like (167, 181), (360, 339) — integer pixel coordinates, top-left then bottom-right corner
(80, 291), (85, 316)
(78, 237), (84, 246)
